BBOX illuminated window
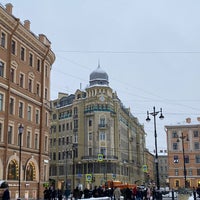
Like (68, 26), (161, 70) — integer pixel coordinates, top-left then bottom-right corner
(7, 160), (18, 180)
(26, 162), (35, 181)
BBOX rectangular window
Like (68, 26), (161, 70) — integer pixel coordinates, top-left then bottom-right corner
(45, 65), (48, 77)
(11, 40), (16, 54)
(8, 125), (13, 144)
(45, 88), (48, 100)
(173, 143), (178, 150)
(36, 83), (40, 96)
(27, 131), (31, 148)
(197, 169), (200, 176)
(184, 155), (189, 163)
(58, 152), (61, 160)
(62, 124), (65, 131)
(10, 68), (15, 82)
(53, 152), (56, 161)
(0, 123), (2, 142)
(196, 155), (200, 163)
(195, 142), (200, 150)
(44, 136), (48, 152)
(100, 118), (106, 127)
(9, 97), (14, 115)
(100, 147), (106, 155)
(34, 134), (38, 149)
(0, 61), (4, 77)
(37, 59), (41, 72)
(19, 102), (23, 118)
(194, 131), (199, 137)
(1, 32), (6, 48)
(20, 46), (25, 61)
(45, 112), (48, 126)
(35, 109), (39, 124)
(174, 155), (179, 163)
(19, 73), (24, 87)
(74, 119), (78, 129)
(27, 106), (32, 121)
(29, 53), (33, 66)
(89, 148), (92, 156)
(175, 169), (178, 176)
(189, 169), (192, 176)
(89, 132), (92, 140)
(28, 79), (32, 92)
(172, 132), (177, 138)
(0, 94), (3, 111)
(100, 132), (105, 140)
(89, 119), (92, 126)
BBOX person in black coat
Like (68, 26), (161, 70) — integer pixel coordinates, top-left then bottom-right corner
(2, 188), (10, 200)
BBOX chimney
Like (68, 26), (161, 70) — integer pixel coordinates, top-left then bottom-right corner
(197, 117), (200, 122)
(5, 3), (13, 15)
(39, 34), (51, 46)
(186, 117), (191, 123)
(24, 20), (30, 31)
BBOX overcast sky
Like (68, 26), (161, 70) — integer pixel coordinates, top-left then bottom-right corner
(2, 0), (200, 152)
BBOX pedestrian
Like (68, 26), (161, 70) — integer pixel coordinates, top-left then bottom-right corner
(43, 187), (50, 200)
(113, 187), (121, 200)
(193, 187), (197, 200)
(2, 187), (10, 200)
(83, 187), (90, 198)
(73, 186), (80, 200)
(146, 187), (151, 200)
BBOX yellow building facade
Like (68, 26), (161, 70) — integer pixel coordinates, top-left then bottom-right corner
(50, 66), (146, 192)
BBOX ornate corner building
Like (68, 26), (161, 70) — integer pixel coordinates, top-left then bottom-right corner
(50, 65), (146, 191)
(0, 3), (55, 199)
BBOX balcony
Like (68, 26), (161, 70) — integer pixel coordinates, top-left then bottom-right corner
(81, 155), (118, 161)
(98, 124), (108, 129)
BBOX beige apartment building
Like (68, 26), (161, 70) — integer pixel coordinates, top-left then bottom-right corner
(165, 118), (200, 189)
(49, 66), (146, 192)
(158, 152), (168, 188)
(0, 3), (55, 199)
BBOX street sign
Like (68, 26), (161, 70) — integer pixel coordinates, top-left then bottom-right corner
(86, 174), (92, 182)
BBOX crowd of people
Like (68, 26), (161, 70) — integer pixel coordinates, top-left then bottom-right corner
(43, 185), (156, 200)
(71, 185), (153, 200)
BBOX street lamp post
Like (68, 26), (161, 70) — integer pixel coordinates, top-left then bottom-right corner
(146, 107), (164, 195)
(177, 132), (189, 188)
(18, 124), (24, 200)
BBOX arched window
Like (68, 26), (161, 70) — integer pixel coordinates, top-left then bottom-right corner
(26, 162), (35, 181)
(7, 160), (18, 180)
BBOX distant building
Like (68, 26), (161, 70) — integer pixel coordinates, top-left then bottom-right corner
(158, 152), (168, 188)
(144, 149), (168, 188)
(49, 65), (146, 190)
(165, 117), (200, 189)
(0, 3), (55, 199)
(144, 149), (155, 185)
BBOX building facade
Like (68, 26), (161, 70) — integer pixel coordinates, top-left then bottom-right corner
(144, 149), (155, 185)
(49, 66), (146, 191)
(165, 117), (200, 189)
(158, 152), (168, 188)
(0, 3), (55, 199)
